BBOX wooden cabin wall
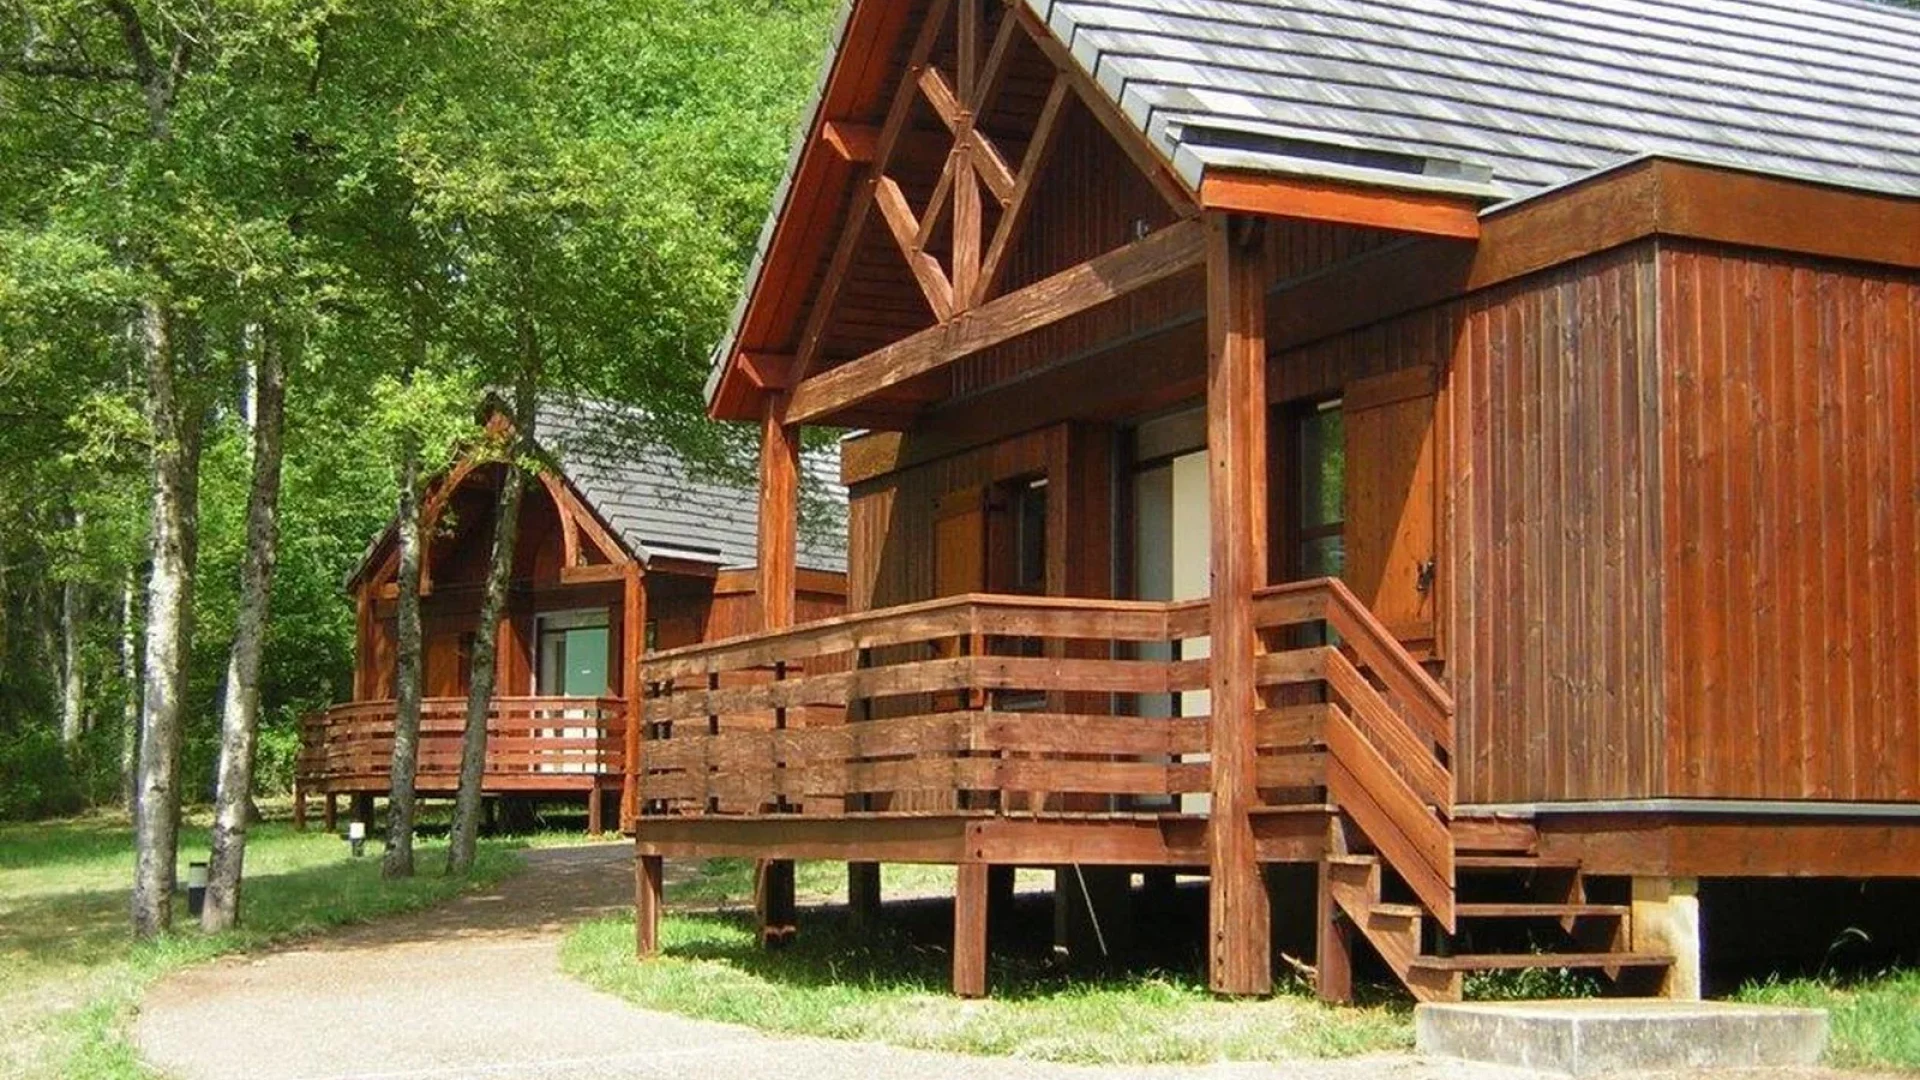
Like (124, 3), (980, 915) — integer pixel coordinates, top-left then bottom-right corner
(1276, 241), (1667, 805)
(847, 427), (1054, 611)
(1657, 241), (1920, 802)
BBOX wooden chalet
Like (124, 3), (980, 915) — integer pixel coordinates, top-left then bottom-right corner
(630, 0), (1920, 1002)
(296, 398), (846, 834)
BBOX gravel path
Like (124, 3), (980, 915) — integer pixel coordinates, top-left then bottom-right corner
(131, 845), (1831, 1080)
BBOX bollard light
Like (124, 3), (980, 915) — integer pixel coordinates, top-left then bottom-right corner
(186, 861), (209, 916)
(347, 820), (367, 857)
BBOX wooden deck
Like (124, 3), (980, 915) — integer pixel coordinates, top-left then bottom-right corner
(629, 580), (1484, 995)
(296, 696), (628, 829)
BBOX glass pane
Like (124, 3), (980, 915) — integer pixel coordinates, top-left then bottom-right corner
(1297, 406), (1345, 529)
(1299, 534), (1346, 579)
(563, 626), (608, 697)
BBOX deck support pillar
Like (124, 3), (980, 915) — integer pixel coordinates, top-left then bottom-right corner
(1632, 876), (1702, 1000)
(954, 862), (989, 997)
(1205, 211), (1273, 997)
(587, 787), (604, 835)
(635, 852), (664, 957)
(352, 792), (375, 831)
(621, 561), (645, 832)
(1055, 865), (1134, 962)
(323, 793), (337, 833)
(756, 392), (802, 949)
(849, 862), (882, 929)
(1316, 859), (1354, 1003)
(292, 780), (306, 832)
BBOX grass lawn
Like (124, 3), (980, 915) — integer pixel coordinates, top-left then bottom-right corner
(1736, 969), (1920, 1072)
(0, 807), (538, 1080)
(562, 863), (1412, 1065)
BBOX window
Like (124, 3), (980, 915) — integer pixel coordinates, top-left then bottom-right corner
(1009, 477), (1047, 596)
(1293, 399), (1346, 581)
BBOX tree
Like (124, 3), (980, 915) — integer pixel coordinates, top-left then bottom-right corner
(202, 324), (287, 931)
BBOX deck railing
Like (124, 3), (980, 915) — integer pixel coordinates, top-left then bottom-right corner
(297, 696), (628, 792)
(634, 580), (1453, 924)
(637, 594), (1214, 818)
(1251, 578), (1456, 928)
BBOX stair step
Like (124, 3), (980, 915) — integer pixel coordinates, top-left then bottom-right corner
(1411, 951), (1674, 972)
(1364, 902), (1423, 920)
(1456, 902), (1629, 919)
(1455, 855), (1582, 871)
(1326, 854), (1379, 867)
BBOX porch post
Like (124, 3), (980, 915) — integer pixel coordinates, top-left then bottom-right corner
(620, 561), (645, 831)
(756, 392), (801, 946)
(1205, 212), (1272, 996)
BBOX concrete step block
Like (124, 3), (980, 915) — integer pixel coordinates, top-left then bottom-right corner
(1415, 1000), (1828, 1076)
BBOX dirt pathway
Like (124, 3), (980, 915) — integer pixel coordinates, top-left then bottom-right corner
(131, 845), (1833, 1080)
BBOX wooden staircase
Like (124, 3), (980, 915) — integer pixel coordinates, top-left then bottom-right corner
(1325, 819), (1674, 1002)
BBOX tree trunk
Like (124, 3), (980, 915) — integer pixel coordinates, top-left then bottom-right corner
(120, 568), (141, 810)
(131, 298), (203, 939)
(202, 326), (288, 932)
(382, 429), (426, 879)
(59, 536), (84, 751)
(446, 363), (537, 876)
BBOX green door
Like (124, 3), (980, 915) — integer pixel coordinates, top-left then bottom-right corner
(561, 626), (608, 698)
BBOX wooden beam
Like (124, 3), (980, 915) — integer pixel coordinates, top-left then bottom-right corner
(954, 862), (989, 997)
(1199, 171), (1483, 239)
(953, 146), (982, 305)
(739, 351), (795, 391)
(976, 74), (1071, 307)
(874, 175), (955, 320)
(918, 65), (1016, 206)
(787, 218), (1205, 424)
(621, 563), (644, 831)
(635, 852), (663, 956)
(1012, 3), (1195, 214)
(788, 0), (956, 387)
(1205, 212), (1272, 997)
(758, 395), (800, 633)
(540, 472), (582, 569)
(822, 120), (878, 164)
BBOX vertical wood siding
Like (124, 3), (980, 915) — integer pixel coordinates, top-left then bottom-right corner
(1278, 242), (1667, 804)
(1660, 242), (1920, 801)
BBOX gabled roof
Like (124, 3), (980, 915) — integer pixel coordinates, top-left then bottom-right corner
(349, 397), (847, 589)
(709, 0), (1920, 418)
(537, 397), (846, 574)
(1033, 0), (1920, 200)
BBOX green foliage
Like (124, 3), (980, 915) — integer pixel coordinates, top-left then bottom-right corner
(563, 908), (1413, 1063)
(1736, 968), (1920, 1070)
(0, 0), (838, 818)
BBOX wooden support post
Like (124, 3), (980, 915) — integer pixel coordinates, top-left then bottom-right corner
(292, 780), (307, 832)
(353, 792), (376, 830)
(323, 793), (337, 832)
(636, 853), (664, 958)
(954, 862), (989, 997)
(849, 862), (882, 929)
(756, 393), (802, 947)
(587, 787), (603, 835)
(1316, 860), (1354, 1003)
(1632, 876), (1702, 1000)
(621, 562), (645, 832)
(1205, 211), (1272, 997)
(988, 865), (1016, 942)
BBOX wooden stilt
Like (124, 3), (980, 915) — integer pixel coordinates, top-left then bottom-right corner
(1316, 860), (1354, 1003)
(987, 864), (1016, 942)
(756, 859), (797, 947)
(849, 862), (882, 929)
(292, 780), (307, 832)
(755, 392), (802, 949)
(954, 862), (989, 997)
(1205, 211), (1273, 997)
(587, 786), (604, 835)
(352, 792), (376, 829)
(636, 852), (664, 957)
(323, 793), (337, 833)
